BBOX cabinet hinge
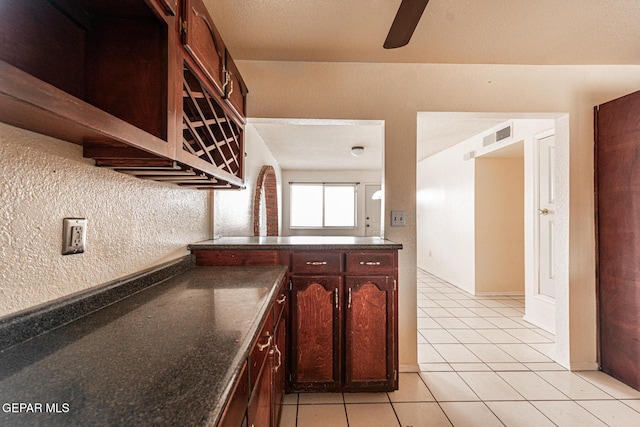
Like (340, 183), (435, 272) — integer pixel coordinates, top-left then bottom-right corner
(393, 279), (397, 291)
(288, 280), (292, 291)
(394, 370), (397, 381)
(180, 17), (187, 35)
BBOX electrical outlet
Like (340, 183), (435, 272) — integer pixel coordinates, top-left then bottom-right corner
(62, 218), (87, 255)
(390, 210), (406, 227)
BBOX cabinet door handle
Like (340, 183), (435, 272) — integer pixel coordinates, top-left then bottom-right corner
(306, 261), (327, 266)
(273, 345), (282, 372)
(257, 332), (272, 351)
(359, 261), (381, 266)
(277, 294), (287, 304)
(334, 288), (339, 309)
(347, 288), (352, 309)
(227, 78), (234, 98)
(222, 68), (230, 92)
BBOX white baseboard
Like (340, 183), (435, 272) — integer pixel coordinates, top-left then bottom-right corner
(570, 362), (599, 371)
(475, 291), (525, 297)
(399, 363), (420, 373)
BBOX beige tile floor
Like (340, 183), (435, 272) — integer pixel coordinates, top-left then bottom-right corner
(279, 269), (640, 426)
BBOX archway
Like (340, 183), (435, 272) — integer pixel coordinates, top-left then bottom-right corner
(253, 165), (279, 236)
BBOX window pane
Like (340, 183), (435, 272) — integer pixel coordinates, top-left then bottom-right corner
(290, 185), (323, 227)
(324, 185), (355, 227)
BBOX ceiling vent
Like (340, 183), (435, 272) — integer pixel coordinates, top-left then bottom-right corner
(482, 125), (512, 147)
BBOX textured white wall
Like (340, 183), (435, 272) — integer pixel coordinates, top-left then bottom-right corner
(0, 123), (211, 317)
(214, 124), (282, 237)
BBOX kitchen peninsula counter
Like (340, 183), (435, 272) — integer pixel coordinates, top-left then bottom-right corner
(0, 264), (287, 426)
(189, 236), (403, 393)
(189, 236), (403, 251)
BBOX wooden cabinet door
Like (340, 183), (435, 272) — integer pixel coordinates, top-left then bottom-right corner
(218, 362), (249, 427)
(182, 0), (226, 95)
(344, 276), (396, 391)
(595, 90), (640, 391)
(271, 315), (286, 427)
(290, 275), (342, 391)
(247, 359), (272, 427)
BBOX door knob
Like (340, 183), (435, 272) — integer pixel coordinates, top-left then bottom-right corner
(538, 208), (549, 215)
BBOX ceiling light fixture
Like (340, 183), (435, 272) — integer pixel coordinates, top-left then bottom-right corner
(351, 146), (365, 157)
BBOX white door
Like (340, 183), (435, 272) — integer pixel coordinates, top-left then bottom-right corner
(526, 133), (557, 334)
(364, 185), (381, 237)
(538, 135), (556, 298)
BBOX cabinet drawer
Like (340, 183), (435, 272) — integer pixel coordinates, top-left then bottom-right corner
(346, 251), (396, 274)
(291, 252), (342, 274)
(218, 362), (249, 427)
(192, 250), (279, 266)
(249, 308), (274, 390)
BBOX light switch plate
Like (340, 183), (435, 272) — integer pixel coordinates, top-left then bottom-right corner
(390, 210), (406, 227)
(62, 218), (87, 255)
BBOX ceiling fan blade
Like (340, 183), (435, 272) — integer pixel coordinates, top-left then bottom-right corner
(384, 0), (430, 49)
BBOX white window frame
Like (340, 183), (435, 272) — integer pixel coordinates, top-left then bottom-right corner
(289, 182), (358, 229)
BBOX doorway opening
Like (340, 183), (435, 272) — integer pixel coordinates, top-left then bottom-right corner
(416, 112), (570, 367)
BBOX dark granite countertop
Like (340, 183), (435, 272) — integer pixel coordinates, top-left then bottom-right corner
(189, 236), (403, 251)
(0, 265), (287, 427)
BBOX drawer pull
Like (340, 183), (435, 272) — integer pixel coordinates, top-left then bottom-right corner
(277, 294), (287, 304)
(306, 261), (327, 266)
(359, 261), (381, 266)
(273, 345), (282, 372)
(257, 333), (272, 351)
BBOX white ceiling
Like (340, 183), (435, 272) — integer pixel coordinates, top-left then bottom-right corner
(249, 119), (384, 171)
(205, 0), (640, 170)
(205, 0), (640, 65)
(416, 114), (509, 161)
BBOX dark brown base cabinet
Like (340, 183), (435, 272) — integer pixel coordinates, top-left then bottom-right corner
(290, 274), (396, 392)
(289, 251), (397, 392)
(218, 279), (287, 427)
(192, 248), (399, 396)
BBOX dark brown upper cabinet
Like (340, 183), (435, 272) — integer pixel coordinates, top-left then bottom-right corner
(0, 0), (247, 189)
(0, 0), (172, 155)
(181, 0), (227, 97)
